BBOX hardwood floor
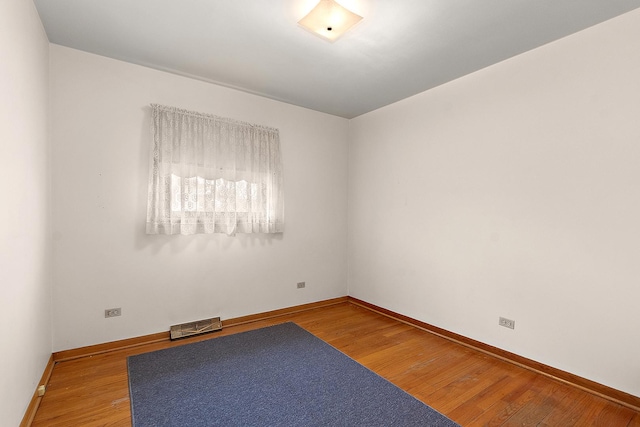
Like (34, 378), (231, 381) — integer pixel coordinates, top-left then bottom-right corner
(32, 302), (640, 426)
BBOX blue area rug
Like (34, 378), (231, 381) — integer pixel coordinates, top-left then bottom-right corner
(128, 322), (460, 426)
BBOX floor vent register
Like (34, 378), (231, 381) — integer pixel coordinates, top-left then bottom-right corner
(170, 317), (222, 340)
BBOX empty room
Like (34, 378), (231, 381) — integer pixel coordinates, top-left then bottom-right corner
(2, 0), (640, 425)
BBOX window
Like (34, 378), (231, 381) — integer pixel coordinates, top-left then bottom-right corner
(146, 104), (283, 235)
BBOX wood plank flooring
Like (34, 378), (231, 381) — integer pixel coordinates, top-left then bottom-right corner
(32, 302), (640, 426)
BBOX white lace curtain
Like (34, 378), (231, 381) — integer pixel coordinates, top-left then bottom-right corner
(146, 104), (284, 235)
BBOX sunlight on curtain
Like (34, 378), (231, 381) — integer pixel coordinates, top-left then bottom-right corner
(146, 104), (283, 235)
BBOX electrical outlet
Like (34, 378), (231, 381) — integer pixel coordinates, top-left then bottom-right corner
(105, 308), (122, 318)
(499, 317), (515, 329)
(297, 282), (306, 289)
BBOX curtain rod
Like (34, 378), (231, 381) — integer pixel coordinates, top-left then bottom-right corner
(150, 104), (279, 133)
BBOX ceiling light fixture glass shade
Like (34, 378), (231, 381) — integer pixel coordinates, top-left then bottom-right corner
(298, 0), (363, 42)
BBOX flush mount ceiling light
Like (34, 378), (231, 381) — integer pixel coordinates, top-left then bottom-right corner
(298, 0), (363, 42)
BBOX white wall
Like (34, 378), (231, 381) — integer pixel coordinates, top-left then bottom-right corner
(0, 1), (52, 425)
(349, 9), (640, 397)
(50, 45), (349, 352)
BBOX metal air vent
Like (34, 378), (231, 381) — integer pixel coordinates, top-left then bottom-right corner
(170, 317), (222, 340)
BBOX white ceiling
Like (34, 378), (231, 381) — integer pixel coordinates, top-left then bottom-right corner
(33, 0), (640, 118)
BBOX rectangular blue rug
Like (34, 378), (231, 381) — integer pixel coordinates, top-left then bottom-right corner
(127, 322), (460, 426)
